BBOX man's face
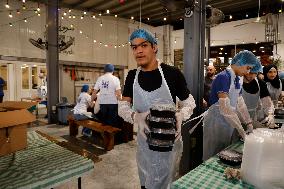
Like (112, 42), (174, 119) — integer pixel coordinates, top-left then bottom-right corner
(236, 65), (253, 76)
(206, 66), (215, 77)
(131, 38), (157, 67)
(267, 67), (277, 80)
(244, 72), (257, 82)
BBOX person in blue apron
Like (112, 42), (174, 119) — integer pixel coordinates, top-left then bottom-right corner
(118, 29), (196, 189)
(263, 64), (284, 105)
(203, 50), (262, 161)
(242, 65), (275, 128)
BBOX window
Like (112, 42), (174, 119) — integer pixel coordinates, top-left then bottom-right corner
(22, 65), (29, 89)
(0, 65), (8, 90)
(32, 66), (38, 89)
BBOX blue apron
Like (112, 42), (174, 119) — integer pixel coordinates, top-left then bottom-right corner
(133, 64), (182, 189)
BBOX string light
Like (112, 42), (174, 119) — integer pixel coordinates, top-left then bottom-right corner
(229, 15), (232, 19)
(81, 15), (84, 19)
(0, 6), (131, 50)
(22, 3), (26, 10)
(147, 17), (150, 20)
(174, 39), (177, 43)
(115, 15), (117, 17)
(9, 12), (13, 18)
(100, 20), (103, 27)
(163, 17), (166, 21)
(99, 13), (102, 16)
(73, 15), (76, 19)
(5, 0), (10, 9)
(106, 10), (110, 14)
(68, 9), (71, 13)
(131, 16), (134, 20)
(84, 11), (87, 15)
(22, 0), (25, 2)
(17, 9), (20, 14)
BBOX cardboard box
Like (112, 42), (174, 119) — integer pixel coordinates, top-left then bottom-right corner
(0, 102), (36, 156)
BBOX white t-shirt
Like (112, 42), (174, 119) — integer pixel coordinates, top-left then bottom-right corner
(94, 73), (121, 104)
(73, 92), (92, 114)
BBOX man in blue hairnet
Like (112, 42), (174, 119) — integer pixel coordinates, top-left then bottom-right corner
(203, 50), (262, 160)
(242, 64), (275, 129)
(118, 29), (196, 189)
(92, 64), (121, 126)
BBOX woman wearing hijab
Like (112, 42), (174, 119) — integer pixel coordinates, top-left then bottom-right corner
(203, 50), (262, 161)
(263, 64), (284, 104)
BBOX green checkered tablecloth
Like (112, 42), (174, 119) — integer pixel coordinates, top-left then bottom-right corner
(171, 142), (255, 189)
(0, 131), (94, 189)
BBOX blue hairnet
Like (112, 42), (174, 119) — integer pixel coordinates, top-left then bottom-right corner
(104, 64), (114, 72)
(129, 29), (157, 45)
(250, 63), (263, 73)
(81, 85), (89, 93)
(231, 50), (261, 70)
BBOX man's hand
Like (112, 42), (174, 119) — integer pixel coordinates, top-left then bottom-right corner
(175, 112), (183, 141)
(261, 115), (275, 128)
(245, 123), (253, 135)
(134, 111), (150, 138)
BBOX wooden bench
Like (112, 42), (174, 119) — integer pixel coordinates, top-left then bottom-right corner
(68, 116), (121, 151)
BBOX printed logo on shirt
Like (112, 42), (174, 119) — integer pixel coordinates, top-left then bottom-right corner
(102, 80), (109, 89)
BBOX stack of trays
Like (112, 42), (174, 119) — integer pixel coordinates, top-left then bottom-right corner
(146, 104), (176, 152)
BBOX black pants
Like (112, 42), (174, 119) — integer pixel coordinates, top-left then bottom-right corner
(98, 104), (118, 126)
(0, 96), (3, 103)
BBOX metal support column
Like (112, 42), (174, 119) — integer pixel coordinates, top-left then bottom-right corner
(206, 27), (210, 66)
(180, 0), (206, 174)
(46, 0), (59, 124)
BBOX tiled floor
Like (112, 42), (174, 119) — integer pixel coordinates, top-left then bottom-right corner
(28, 122), (141, 189)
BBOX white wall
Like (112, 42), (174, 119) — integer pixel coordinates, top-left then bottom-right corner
(0, 0), (165, 70)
